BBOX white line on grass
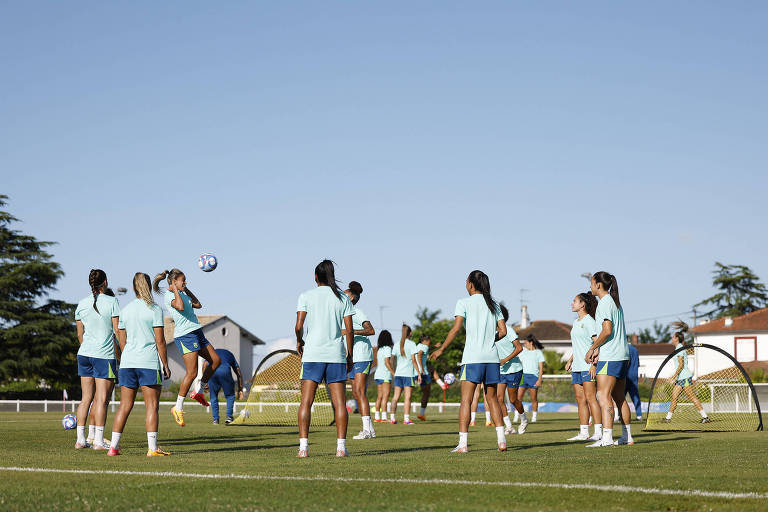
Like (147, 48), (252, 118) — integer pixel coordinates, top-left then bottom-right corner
(1, 466), (765, 500)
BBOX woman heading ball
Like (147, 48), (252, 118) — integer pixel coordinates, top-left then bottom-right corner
(431, 270), (508, 453)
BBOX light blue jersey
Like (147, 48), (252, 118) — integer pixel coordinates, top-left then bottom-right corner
(455, 294), (503, 365)
(520, 348), (545, 377)
(75, 294), (120, 359)
(570, 315), (597, 372)
(164, 290), (201, 338)
(496, 332), (523, 374)
(297, 286), (354, 364)
(394, 338), (418, 377)
(118, 298), (163, 370)
(373, 345), (393, 381)
(351, 306), (373, 363)
(675, 343), (693, 380)
(415, 343), (429, 374)
(594, 295), (629, 362)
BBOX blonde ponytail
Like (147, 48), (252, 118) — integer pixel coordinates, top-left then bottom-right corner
(152, 268), (184, 295)
(134, 273), (155, 307)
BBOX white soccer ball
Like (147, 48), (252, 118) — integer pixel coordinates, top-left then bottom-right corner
(62, 414), (76, 429)
(198, 253), (218, 272)
(443, 373), (456, 386)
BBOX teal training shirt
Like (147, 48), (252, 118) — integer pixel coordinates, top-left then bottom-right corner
(496, 334), (523, 374)
(394, 338), (418, 377)
(676, 343), (693, 380)
(351, 306), (373, 363)
(297, 286), (354, 364)
(594, 295), (629, 361)
(164, 290), (201, 338)
(373, 345), (393, 380)
(75, 294), (120, 359)
(118, 298), (163, 370)
(415, 343), (429, 374)
(520, 348), (545, 377)
(455, 294), (503, 365)
(570, 315), (597, 372)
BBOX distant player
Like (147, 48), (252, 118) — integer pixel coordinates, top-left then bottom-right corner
(664, 322), (710, 424)
(342, 281), (377, 440)
(389, 324), (417, 425)
(518, 335), (545, 423)
(431, 270), (507, 453)
(203, 349), (245, 425)
(74, 269), (120, 450)
(373, 330), (395, 422)
(584, 272), (633, 447)
(108, 273), (171, 457)
(295, 260), (354, 457)
(88, 287), (118, 446)
(494, 304), (528, 435)
(413, 334), (432, 421)
(565, 292), (601, 441)
(626, 343), (643, 421)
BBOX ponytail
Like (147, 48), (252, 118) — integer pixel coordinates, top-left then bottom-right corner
(577, 292), (598, 318)
(134, 272), (155, 307)
(593, 271), (621, 308)
(88, 269), (107, 312)
(526, 334), (544, 350)
(315, 260), (341, 299)
(347, 280), (363, 304)
(467, 270), (498, 315)
(671, 320), (689, 344)
(152, 268), (183, 295)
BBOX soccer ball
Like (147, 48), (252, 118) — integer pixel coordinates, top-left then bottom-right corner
(443, 373), (456, 386)
(62, 414), (76, 430)
(198, 253), (218, 272)
(345, 399), (357, 413)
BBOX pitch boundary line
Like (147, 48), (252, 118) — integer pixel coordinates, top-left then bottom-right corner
(0, 466), (765, 500)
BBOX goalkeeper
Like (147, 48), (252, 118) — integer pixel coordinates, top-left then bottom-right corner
(203, 349), (245, 425)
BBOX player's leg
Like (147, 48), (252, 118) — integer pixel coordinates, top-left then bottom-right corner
(589, 372), (617, 447)
(626, 377), (643, 420)
(569, 381), (590, 440)
(683, 384), (710, 422)
(374, 381), (383, 421)
(583, 380), (602, 440)
(221, 377), (236, 424)
(497, 381), (513, 433)
(483, 377), (507, 451)
(208, 376), (222, 424)
(108, 385), (135, 455)
(481, 384), (492, 426)
(327, 380), (349, 456)
(390, 385), (402, 424)
(611, 377), (634, 445)
(381, 381), (391, 422)
(403, 382), (414, 424)
(92, 379), (115, 445)
(454, 379), (477, 452)
(76, 375), (95, 449)
(173, 351), (199, 425)
(665, 385), (683, 422)
(194, 342), (220, 403)
(143, 383), (168, 456)
(91, 377), (113, 449)
(418, 378), (431, 421)
(298, 378), (319, 456)
(470, 384), (481, 426)
(529, 387), (539, 422)
(351, 365), (373, 436)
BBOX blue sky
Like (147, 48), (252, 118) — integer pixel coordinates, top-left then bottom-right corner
(2, 1), (767, 347)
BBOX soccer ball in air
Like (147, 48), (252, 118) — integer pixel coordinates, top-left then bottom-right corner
(62, 414), (76, 430)
(198, 253), (218, 272)
(443, 373), (456, 386)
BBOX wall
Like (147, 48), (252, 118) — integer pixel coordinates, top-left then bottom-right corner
(693, 333), (768, 376)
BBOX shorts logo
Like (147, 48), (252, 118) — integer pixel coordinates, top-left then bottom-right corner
(193, 343), (199, 349)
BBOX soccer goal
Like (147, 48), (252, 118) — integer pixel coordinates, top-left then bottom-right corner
(230, 349), (334, 426)
(644, 343), (763, 432)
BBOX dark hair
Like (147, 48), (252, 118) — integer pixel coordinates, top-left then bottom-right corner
(104, 288), (115, 297)
(593, 271), (621, 309)
(377, 330), (394, 348)
(88, 269), (107, 312)
(315, 259), (341, 299)
(576, 292), (598, 318)
(152, 268), (184, 294)
(499, 303), (510, 323)
(467, 270), (498, 314)
(419, 333), (431, 343)
(347, 281), (363, 304)
(671, 320), (689, 344)
(526, 334), (544, 350)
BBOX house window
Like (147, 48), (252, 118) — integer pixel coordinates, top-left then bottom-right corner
(221, 327), (228, 337)
(734, 336), (757, 362)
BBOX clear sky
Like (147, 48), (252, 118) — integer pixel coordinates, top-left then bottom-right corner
(2, 2), (767, 347)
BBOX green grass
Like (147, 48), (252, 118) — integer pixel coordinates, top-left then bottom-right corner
(0, 408), (766, 511)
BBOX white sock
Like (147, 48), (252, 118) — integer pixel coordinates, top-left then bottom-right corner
(532, 411), (538, 421)
(602, 427), (613, 444)
(299, 437), (308, 450)
(614, 409), (620, 422)
(495, 426), (505, 444)
(94, 426), (105, 446)
(580, 425), (589, 436)
(513, 411), (520, 422)
(699, 409), (708, 419)
(666, 412), (673, 420)
(362, 416), (372, 432)
(458, 431), (468, 447)
(337, 438), (346, 451)
(404, 414), (411, 422)
(147, 432), (158, 451)
(436, 378), (445, 388)
(194, 381), (204, 394)
(390, 412), (396, 421)
(76, 426), (86, 444)
(88, 425), (95, 439)
(521, 412), (528, 423)
(175, 395), (185, 411)
(594, 424), (603, 437)
(503, 415), (512, 428)
(470, 412), (477, 423)
(110, 432), (121, 449)
(374, 411), (380, 421)
(485, 411), (491, 422)
(420, 407), (426, 416)
(622, 423), (633, 440)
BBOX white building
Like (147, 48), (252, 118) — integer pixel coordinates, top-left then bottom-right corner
(691, 308), (768, 377)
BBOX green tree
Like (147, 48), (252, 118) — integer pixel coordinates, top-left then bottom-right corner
(696, 262), (768, 319)
(0, 195), (78, 390)
(542, 349), (567, 374)
(636, 321), (672, 344)
(411, 308), (465, 376)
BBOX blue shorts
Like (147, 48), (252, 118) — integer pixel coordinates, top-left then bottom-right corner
(393, 376), (415, 388)
(500, 371), (523, 388)
(520, 373), (539, 389)
(119, 367), (162, 389)
(460, 363), (501, 385)
(173, 328), (211, 355)
(347, 361), (372, 379)
(419, 373), (432, 385)
(596, 360), (629, 379)
(375, 378), (391, 385)
(676, 377), (693, 387)
(571, 371), (594, 385)
(300, 362), (347, 384)
(77, 355), (117, 380)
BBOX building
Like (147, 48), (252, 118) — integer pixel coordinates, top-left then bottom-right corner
(633, 342), (674, 379)
(163, 315), (265, 388)
(690, 308), (768, 376)
(514, 320), (573, 358)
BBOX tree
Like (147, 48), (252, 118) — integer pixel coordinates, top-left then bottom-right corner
(542, 350), (567, 374)
(411, 307), (465, 376)
(0, 195), (78, 390)
(636, 321), (672, 344)
(696, 262), (768, 319)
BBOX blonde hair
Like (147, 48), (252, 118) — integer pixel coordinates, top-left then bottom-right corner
(134, 273), (154, 307)
(152, 268), (184, 294)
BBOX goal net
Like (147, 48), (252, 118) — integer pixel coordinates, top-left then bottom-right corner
(645, 343), (763, 432)
(231, 350), (334, 426)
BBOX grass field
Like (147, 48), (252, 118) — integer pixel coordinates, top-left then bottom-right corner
(0, 408), (766, 511)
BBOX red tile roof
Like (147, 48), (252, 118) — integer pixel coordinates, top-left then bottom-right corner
(633, 343), (674, 356)
(514, 320), (572, 341)
(691, 308), (768, 334)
